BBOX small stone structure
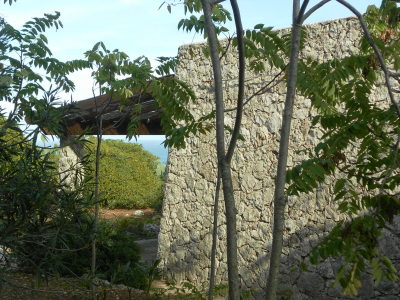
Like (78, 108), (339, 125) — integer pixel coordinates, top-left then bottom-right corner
(158, 17), (400, 299)
(59, 135), (85, 188)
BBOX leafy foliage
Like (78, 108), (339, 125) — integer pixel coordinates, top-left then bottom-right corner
(155, 56), (179, 76)
(284, 1), (400, 296)
(0, 12), (90, 113)
(86, 137), (164, 209)
(150, 75), (216, 149)
(163, 0), (400, 297)
(0, 10), (96, 291)
(0, 111), (96, 285)
(62, 218), (142, 285)
(162, 0), (232, 37)
(82, 39), (215, 150)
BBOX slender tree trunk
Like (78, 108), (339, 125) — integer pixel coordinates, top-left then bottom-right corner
(201, 1), (245, 299)
(200, 2), (239, 299)
(91, 115), (103, 288)
(265, 2), (306, 299)
(209, 167), (221, 300)
(293, 0), (300, 23)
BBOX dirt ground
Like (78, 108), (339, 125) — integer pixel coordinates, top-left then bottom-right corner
(99, 208), (157, 219)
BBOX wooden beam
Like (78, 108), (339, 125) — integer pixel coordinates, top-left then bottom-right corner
(57, 109), (163, 136)
(32, 75), (175, 136)
(65, 93), (154, 125)
(101, 100), (157, 123)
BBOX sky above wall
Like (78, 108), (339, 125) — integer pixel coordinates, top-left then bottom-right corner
(1, 0), (383, 102)
(0, 0), (384, 143)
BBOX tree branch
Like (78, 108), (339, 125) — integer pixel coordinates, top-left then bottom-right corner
(298, 0), (310, 22)
(0, 138), (29, 151)
(302, 0), (332, 23)
(225, 65), (288, 113)
(219, 35), (233, 60)
(266, 1), (309, 299)
(336, 0), (400, 120)
(208, 167), (221, 300)
(200, 0), (239, 298)
(225, 0), (245, 163)
(210, 0), (226, 5)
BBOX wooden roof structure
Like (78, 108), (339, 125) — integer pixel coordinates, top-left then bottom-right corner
(57, 92), (163, 136)
(30, 80), (169, 136)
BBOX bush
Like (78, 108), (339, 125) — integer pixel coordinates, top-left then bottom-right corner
(60, 218), (144, 288)
(0, 11), (148, 293)
(0, 117), (96, 279)
(87, 137), (164, 209)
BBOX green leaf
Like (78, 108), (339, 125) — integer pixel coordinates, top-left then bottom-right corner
(394, 56), (400, 71)
(335, 190), (347, 201)
(40, 134), (46, 146)
(300, 262), (308, 272)
(334, 179), (346, 194)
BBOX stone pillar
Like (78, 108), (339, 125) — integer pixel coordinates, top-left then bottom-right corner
(59, 135), (85, 189)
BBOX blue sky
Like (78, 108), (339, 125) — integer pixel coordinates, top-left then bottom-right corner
(0, 0), (384, 143)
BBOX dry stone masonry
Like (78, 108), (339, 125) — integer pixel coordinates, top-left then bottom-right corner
(59, 136), (85, 188)
(158, 17), (400, 299)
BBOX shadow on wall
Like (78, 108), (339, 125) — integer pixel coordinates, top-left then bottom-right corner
(158, 212), (400, 300)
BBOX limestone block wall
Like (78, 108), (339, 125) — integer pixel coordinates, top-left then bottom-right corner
(158, 17), (400, 299)
(59, 136), (85, 188)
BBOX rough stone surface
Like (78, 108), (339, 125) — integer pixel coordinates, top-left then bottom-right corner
(297, 272), (325, 298)
(59, 136), (84, 188)
(157, 17), (400, 299)
(143, 223), (160, 234)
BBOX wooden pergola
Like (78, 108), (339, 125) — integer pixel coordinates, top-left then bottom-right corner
(59, 92), (163, 136)
(35, 86), (166, 136)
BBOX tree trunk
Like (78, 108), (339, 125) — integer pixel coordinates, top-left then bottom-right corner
(265, 2), (305, 299)
(208, 168), (221, 300)
(91, 114), (103, 288)
(200, 0), (245, 299)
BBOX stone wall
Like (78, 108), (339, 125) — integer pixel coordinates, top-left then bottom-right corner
(59, 136), (85, 188)
(157, 17), (400, 299)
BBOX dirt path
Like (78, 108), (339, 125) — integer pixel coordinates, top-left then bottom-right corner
(135, 239), (159, 263)
(99, 208), (156, 219)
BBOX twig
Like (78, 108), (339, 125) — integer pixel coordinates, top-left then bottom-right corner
(224, 64), (288, 113)
(219, 35), (233, 60)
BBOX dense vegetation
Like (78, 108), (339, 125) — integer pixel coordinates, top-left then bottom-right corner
(0, 10), (153, 296)
(0, 119), (159, 293)
(86, 137), (165, 210)
(0, 100), (96, 281)
(3, 0), (400, 299)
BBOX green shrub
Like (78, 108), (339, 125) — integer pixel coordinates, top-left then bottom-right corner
(60, 218), (143, 286)
(86, 137), (164, 209)
(0, 119), (96, 280)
